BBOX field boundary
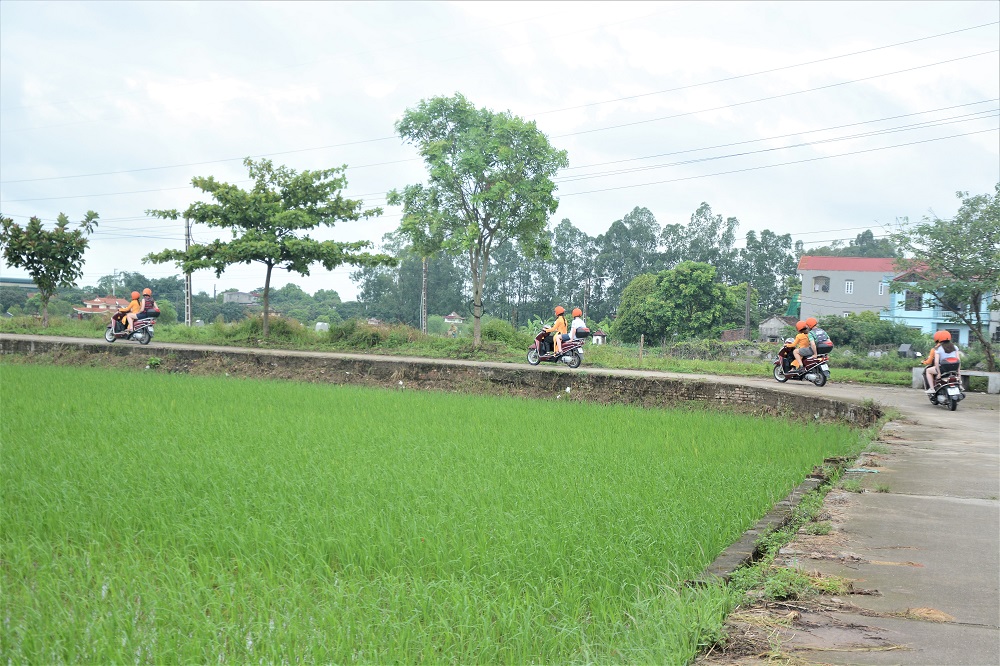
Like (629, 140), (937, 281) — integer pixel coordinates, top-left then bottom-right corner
(1, 334), (882, 427)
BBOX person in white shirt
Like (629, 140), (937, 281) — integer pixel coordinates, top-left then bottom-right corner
(569, 308), (587, 340)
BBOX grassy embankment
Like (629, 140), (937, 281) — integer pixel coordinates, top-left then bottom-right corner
(0, 364), (869, 664)
(0, 314), (919, 386)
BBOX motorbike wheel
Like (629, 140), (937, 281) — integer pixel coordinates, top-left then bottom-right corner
(138, 329), (152, 346)
(104, 327), (116, 343)
(949, 396), (958, 411)
(812, 372), (827, 387)
(772, 365), (788, 383)
(526, 349), (541, 366)
(567, 351), (582, 369)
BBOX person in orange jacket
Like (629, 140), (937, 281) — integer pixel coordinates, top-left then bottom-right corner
(118, 291), (142, 332)
(545, 306), (569, 356)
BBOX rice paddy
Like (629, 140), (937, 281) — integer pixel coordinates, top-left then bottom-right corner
(0, 364), (863, 664)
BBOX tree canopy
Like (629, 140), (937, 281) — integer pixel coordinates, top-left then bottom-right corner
(144, 158), (394, 337)
(0, 211), (98, 326)
(891, 184), (1000, 370)
(391, 93), (569, 346)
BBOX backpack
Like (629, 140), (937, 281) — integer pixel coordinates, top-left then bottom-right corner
(812, 326), (831, 344)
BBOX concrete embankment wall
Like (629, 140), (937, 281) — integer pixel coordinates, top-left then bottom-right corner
(0, 336), (881, 427)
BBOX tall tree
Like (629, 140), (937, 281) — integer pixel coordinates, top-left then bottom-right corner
(144, 158), (394, 337)
(733, 229), (797, 315)
(594, 207), (662, 312)
(0, 211), (98, 326)
(392, 93), (568, 346)
(891, 185), (1000, 370)
(809, 229), (901, 257)
(660, 203), (739, 281)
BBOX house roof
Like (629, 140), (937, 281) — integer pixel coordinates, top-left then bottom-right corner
(74, 296), (130, 314)
(797, 256), (900, 273)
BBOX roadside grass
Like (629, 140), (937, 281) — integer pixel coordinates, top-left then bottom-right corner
(0, 316), (916, 387)
(0, 364), (866, 664)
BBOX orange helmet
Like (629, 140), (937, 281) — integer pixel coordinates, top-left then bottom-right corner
(796, 320), (808, 332)
(933, 330), (951, 342)
(131, 291), (140, 300)
(805, 317), (817, 328)
(554, 306), (565, 316)
(572, 308), (582, 317)
(142, 288), (152, 296)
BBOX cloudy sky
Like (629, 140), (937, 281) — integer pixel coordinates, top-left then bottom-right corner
(1, 1), (997, 301)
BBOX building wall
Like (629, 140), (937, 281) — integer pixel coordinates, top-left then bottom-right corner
(799, 269), (892, 319)
(881, 289), (994, 347)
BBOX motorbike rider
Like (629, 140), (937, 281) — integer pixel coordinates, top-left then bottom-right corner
(921, 333), (944, 391)
(545, 306), (569, 356)
(925, 331), (961, 393)
(791, 320), (815, 370)
(128, 287), (158, 331)
(118, 291), (142, 333)
(805, 317), (833, 354)
(569, 308), (587, 341)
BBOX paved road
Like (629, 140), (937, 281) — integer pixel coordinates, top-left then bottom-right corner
(4, 334), (999, 663)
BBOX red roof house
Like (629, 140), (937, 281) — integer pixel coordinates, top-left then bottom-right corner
(74, 296), (130, 316)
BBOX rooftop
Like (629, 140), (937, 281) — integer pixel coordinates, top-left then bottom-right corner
(797, 256), (900, 273)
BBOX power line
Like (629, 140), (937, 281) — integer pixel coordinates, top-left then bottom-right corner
(554, 110), (999, 183)
(553, 50), (1000, 138)
(559, 127), (1000, 197)
(5, 21), (995, 185)
(533, 21), (1000, 116)
(561, 99), (999, 171)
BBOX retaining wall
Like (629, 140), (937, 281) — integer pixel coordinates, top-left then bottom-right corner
(1, 335), (882, 427)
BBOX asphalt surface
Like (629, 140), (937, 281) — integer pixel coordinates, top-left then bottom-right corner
(3, 334), (999, 663)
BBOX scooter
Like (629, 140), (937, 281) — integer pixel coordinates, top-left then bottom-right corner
(927, 369), (965, 411)
(527, 328), (589, 368)
(773, 340), (831, 387)
(105, 311), (156, 345)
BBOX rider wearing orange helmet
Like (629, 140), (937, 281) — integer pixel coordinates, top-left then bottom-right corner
(925, 330), (961, 393)
(791, 320), (815, 369)
(545, 306), (569, 355)
(805, 316), (833, 354)
(569, 307), (587, 341)
(119, 291), (142, 332)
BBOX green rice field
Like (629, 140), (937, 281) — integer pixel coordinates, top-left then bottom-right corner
(0, 364), (863, 664)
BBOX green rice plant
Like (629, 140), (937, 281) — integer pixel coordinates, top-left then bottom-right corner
(0, 364), (865, 664)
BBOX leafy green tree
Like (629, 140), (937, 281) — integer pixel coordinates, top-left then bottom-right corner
(733, 229), (797, 315)
(0, 212), (98, 326)
(144, 158), (394, 337)
(595, 207), (662, 315)
(610, 273), (663, 343)
(392, 93), (568, 346)
(891, 185), (1000, 370)
(810, 229), (901, 258)
(612, 262), (738, 343)
(661, 203), (739, 281)
(0, 287), (28, 313)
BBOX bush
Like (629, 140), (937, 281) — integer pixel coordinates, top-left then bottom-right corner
(225, 315), (312, 345)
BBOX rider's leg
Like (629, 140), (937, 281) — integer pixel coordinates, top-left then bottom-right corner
(925, 367), (938, 392)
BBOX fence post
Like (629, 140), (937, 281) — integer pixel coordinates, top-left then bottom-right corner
(639, 334), (644, 363)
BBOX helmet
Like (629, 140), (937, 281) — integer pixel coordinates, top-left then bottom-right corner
(933, 330), (951, 342)
(796, 320), (808, 332)
(572, 308), (582, 317)
(142, 288), (152, 296)
(784, 337), (796, 345)
(131, 291), (140, 300)
(805, 317), (817, 328)
(554, 306), (565, 316)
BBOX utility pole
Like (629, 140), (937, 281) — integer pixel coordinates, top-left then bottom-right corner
(184, 217), (193, 326)
(420, 256), (428, 334)
(745, 282), (752, 341)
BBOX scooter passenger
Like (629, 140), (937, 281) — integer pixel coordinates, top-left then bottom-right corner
(921, 335), (943, 391)
(925, 331), (961, 393)
(791, 320), (815, 370)
(569, 308), (587, 340)
(545, 306), (569, 356)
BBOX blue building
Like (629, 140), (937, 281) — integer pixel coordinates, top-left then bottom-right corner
(881, 271), (996, 347)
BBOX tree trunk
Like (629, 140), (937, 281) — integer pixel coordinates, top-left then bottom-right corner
(262, 262), (273, 338)
(421, 256), (428, 335)
(40, 293), (50, 328)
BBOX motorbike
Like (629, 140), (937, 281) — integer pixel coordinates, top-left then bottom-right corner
(105, 311), (156, 345)
(773, 341), (831, 387)
(527, 328), (589, 368)
(927, 368), (965, 411)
